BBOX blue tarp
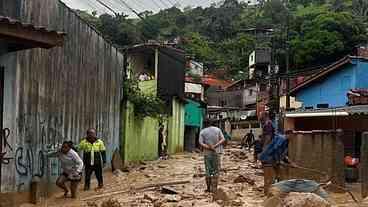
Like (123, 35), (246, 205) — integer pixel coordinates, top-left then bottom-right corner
(272, 179), (329, 199)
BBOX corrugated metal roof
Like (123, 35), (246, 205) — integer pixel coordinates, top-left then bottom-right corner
(285, 105), (368, 117)
(0, 15), (65, 36)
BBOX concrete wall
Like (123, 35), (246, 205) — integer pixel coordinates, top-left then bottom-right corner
(122, 102), (159, 163)
(168, 98), (185, 154)
(0, 0), (123, 196)
(287, 131), (345, 187)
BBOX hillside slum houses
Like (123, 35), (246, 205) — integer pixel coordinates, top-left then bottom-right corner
(281, 48), (368, 198)
(184, 60), (206, 152)
(0, 0), (189, 205)
(206, 75), (261, 140)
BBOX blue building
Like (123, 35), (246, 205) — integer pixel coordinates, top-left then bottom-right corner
(291, 56), (368, 108)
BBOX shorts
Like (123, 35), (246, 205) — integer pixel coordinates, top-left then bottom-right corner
(204, 152), (220, 177)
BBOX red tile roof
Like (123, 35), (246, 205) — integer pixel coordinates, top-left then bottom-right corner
(185, 75), (232, 88)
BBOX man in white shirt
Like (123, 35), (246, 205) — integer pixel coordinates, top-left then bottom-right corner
(199, 120), (225, 193)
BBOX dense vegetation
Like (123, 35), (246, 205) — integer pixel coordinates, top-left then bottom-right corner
(78, 0), (368, 79)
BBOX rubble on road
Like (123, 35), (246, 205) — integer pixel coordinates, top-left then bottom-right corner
(283, 192), (331, 207)
(234, 174), (256, 185)
(213, 187), (236, 202)
(144, 193), (159, 202)
(161, 186), (180, 194)
(100, 199), (122, 207)
(25, 141), (362, 207)
(164, 194), (182, 202)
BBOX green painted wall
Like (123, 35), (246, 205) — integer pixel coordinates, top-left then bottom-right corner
(122, 102), (159, 162)
(168, 98), (185, 154)
(184, 99), (205, 128)
(122, 80), (159, 163)
(139, 80), (157, 95)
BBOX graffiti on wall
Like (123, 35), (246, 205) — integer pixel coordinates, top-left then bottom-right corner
(15, 113), (64, 178)
(0, 128), (12, 164)
(13, 111), (113, 178)
(15, 147), (44, 177)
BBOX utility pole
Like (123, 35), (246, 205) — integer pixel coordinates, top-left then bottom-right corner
(285, 0), (290, 110)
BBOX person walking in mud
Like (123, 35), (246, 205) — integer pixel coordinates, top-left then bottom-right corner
(55, 141), (83, 198)
(244, 129), (255, 151)
(199, 120), (226, 193)
(79, 128), (106, 190)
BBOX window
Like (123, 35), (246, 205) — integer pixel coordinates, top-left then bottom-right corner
(249, 89), (253, 96)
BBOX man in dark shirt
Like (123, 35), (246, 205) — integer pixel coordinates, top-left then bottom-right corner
(245, 130), (255, 151)
(261, 112), (275, 150)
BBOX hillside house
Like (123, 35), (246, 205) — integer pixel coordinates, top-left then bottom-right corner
(284, 53), (368, 196)
(122, 44), (186, 162)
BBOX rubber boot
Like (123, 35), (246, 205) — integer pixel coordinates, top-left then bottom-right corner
(205, 177), (212, 193)
(211, 175), (219, 193)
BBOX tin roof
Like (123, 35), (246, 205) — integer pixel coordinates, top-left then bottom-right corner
(0, 16), (65, 36)
(285, 105), (368, 118)
(0, 16), (66, 50)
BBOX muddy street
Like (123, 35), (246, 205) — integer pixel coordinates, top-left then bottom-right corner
(28, 142), (361, 207)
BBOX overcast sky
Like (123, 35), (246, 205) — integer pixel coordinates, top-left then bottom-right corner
(61, 0), (225, 17)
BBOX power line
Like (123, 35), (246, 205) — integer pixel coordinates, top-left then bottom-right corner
(165, 0), (176, 6)
(94, 0), (120, 16)
(116, 0), (144, 18)
(125, 0), (146, 12)
(151, 0), (164, 10)
(82, 0), (101, 12)
(108, 0), (133, 14)
(158, 0), (170, 8)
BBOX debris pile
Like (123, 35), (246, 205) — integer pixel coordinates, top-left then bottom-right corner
(283, 192), (331, 207)
(234, 175), (256, 185)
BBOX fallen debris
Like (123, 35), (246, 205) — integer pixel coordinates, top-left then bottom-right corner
(86, 202), (98, 207)
(282, 192), (331, 207)
(233, 175), (256, 185)
(161, 186), (179, 194)
(101, 198), (122, 207)
(213, 187), (236, 202)
(164, 195), (182, 202)
(144, 193), (159, 202)
(82, 180), (191, 201)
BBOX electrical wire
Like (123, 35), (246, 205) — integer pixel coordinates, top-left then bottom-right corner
(94, 0), (120, 16)
(158, 0), (170, 8)
(165, 0), (176, 6)
(151, 0), (164, 10)
(82, 0), (101, 12)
